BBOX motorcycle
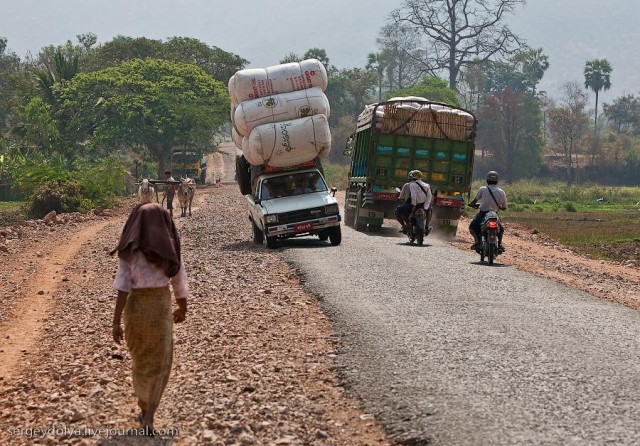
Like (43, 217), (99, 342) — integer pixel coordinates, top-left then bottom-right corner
(407, 207), (432, 245)
(469, 205), (503, 265)
(395, 187), (432, 245)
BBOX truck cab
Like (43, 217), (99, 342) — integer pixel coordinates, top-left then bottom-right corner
(246, 166), (341, 249)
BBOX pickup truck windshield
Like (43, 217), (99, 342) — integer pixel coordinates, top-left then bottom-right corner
(261, 172), (327, 199)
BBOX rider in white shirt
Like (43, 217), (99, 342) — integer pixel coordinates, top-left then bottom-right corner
(395, 170), (433, 234)
(468, 170), (508, 250)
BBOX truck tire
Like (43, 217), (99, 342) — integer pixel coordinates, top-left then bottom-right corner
(354, 189), (366, 232)
(266, 235), (278, 249)
(329, 225), (342, 246)
(236, 155), (252, 196)
(344, 208), (355, 227)
(252, 221), (264, 245)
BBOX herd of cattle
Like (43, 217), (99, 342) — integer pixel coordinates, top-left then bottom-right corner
(138, 177), (196, 217)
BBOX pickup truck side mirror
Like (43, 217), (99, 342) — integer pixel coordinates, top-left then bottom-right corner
(331, 187), (337, 197)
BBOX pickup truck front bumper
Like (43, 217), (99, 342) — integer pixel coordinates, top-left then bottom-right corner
(264, 214), (341, 237)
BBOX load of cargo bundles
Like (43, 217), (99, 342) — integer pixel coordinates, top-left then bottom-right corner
(357, 96), (476, 141)
(228, 59), (332, 171)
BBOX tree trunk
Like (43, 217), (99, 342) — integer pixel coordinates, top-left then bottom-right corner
(594, 91), (599, 132)
(148, 144), (167, 179)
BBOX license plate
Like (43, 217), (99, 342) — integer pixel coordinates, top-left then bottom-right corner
(293, 222), (313, 233)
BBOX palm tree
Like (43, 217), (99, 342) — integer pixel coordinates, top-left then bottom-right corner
(366, 52), (386, 101)
(584, 59), (612, 131)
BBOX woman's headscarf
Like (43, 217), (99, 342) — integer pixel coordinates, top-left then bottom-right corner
(110, 203), (181, 277)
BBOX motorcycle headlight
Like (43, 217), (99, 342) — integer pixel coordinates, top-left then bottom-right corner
(265, 214), (278, 224)
(324, 203), (339, 215)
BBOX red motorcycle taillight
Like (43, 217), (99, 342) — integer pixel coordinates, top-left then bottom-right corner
(488, 221), (498, 229)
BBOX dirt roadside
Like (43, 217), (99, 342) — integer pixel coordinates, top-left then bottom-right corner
(0, 186), (639, 445)
(0, 188), (391, 446)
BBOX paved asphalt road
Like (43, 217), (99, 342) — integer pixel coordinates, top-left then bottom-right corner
(280, 223), (640, 446)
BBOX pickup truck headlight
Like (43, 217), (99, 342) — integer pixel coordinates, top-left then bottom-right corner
(265, 214), (278, 224)
(324, 203), (339, 215)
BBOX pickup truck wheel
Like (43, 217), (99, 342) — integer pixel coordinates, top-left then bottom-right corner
(266, 236), (278, 249)
(252, 221), (264, 245)
(329, 225), (342, 246)
(318, 230), (329, 241)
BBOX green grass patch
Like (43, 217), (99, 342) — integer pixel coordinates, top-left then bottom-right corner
(504, 209), (640, 261)
(323, 162), (350, 190)
(486, 179), (640, 261)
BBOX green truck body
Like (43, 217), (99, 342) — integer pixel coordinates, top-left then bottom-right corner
(344, 98), (477, 237)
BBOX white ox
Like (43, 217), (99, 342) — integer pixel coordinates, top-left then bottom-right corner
(177, 177), (196, 217)
(138, 179), (155, 204)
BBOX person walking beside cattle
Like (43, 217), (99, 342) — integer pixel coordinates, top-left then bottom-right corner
(163, 170), (177, 217)
(110, 202), (189, 434)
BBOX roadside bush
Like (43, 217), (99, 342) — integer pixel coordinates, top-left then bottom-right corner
(323, 162), (350, 190)
(564, 202), (577, 212)
(26, 180), (90, 219)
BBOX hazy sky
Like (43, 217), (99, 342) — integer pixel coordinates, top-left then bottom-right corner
(2, 0), (638, 106)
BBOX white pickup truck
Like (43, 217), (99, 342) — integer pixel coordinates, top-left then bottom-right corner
(246, 166), (342, 249)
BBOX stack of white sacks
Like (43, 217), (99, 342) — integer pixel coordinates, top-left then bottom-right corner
(228, 59), (331, 168)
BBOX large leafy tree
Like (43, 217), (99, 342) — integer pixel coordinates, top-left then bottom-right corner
(391, 0), (525, 91)
(85, 36), (164, 71)
(584, 58), (612, 130)
(385, 76), (461, 106)
(512, 48), (549, 96)
(325, 68), (378, 163)
(375, 24), (424, 92)
(548, 82), (590, 185)
(477, 87), (542, 180)
(86, 36), (247, 83)
(0, 37), (26, 137)
(57, 59), (229, 175)
(603, 94), (640, 134)
(163, 37), (247, 83)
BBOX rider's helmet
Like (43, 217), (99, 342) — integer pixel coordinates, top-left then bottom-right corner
(408, 170), (423, 180)
(486, 171), (499, 184)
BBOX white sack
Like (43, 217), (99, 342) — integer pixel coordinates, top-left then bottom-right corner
(243, 114), (331, 167)
(232, 59), (328, 102)
(232, 126), (244, 150)
(234, 87), (330, 137)
(228, 75), (238, 105)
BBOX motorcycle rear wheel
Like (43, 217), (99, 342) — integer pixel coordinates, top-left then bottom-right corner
(488, 244), (496, 265)
(416, 226), (424, 245)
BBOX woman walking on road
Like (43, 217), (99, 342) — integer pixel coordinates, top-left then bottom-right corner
(110, 202), (189, 433)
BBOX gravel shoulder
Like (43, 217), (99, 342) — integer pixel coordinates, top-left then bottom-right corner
(0, 187), (391, 446)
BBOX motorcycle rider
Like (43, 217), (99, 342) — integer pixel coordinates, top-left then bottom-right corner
(395, 170), (433, 234)
(468, 170), (508, 251)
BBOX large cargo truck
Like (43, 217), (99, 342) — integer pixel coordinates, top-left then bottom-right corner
(343, 98), (477, 237)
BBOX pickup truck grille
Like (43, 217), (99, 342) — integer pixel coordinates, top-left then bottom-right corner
(277, 207), (326, 225)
